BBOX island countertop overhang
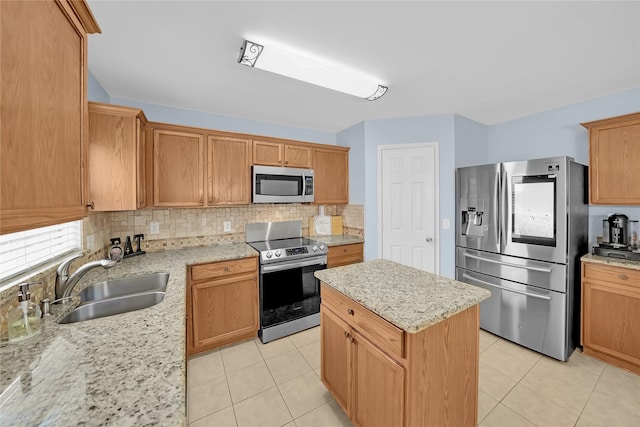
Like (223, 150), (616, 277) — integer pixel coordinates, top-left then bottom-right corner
(315, 259), (491, 333)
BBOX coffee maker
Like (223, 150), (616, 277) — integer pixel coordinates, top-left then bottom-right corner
(593, 213), (640, 261)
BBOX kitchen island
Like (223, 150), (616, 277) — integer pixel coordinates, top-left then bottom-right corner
(0, 243), (257, 426)
(315, 259), (491, 427)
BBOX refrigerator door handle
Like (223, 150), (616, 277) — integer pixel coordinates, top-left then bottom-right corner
(462, 252), (553, 273)
(462, 273), (552, 301)
(495, 170), (501, 246)
(500, 168), (509, 251)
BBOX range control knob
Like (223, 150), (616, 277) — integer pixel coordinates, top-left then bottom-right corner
(275, 250), (282, 257)
(265, 251), (273, 259)
(312, 245), (318, 252)
(319, 244), (326, 251)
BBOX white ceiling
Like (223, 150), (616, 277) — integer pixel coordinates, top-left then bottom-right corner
(87, 1), (640, 133)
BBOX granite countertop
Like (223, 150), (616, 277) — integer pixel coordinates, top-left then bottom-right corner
(315, 259), (491, 334)
(0, 243), (257, 426)
(581, 253), (640, 271)
(309, 235), (364, 246)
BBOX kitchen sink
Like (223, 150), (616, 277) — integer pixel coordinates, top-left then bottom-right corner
(57, 272), (170, 324)
(78, 272), (169, 302)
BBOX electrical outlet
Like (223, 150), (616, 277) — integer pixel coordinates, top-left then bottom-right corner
(86, 235), (95, 251)
(150, 222), (160, 234)
(442, 218), (451, 230)
(223, 220), (232, 233)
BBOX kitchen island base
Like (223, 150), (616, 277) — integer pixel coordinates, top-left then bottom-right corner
(320, 283), (480, 427)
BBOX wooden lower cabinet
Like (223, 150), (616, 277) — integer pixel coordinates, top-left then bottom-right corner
(187, 257), (259, 355)
(327, 243), (364, 268)
(320, 284), (479, 427)
(581, 262), (640, 374)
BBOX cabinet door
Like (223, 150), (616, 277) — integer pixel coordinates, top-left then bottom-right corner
(352, 330), (405, 427)
(88, 103), (143, 211)
(253, 140), (283, 166)
(1, 0), (89, 233)
(136, 118), (147, 208)
(320, 306), (352, 413)
(207, 136), (251, 205)
(191, 272), (258, 351)
(313, 147), (349, 204)
(327, 243), (364, 268)
(585, 113), (640, 204)
(582, 280), (640, 371)
(284, 145), (312, 168)
(153, 130), (204, 207)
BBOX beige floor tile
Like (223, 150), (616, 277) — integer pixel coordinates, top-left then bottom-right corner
(188, 351), (226, 389)
(502, 383), (579, 426)
(290, 326), (320, 349)
(188, 376), (232, 423)
(479, 329), (499, 351)
(479, 403), (535, 427)
(478, 362), (518, 401)
(279, 371), (333, 418)
(294, 400), (353, 427)
(189, 406), (237, 427)
(233, 387), (293, 427)
(282, 423), (296, 427)
(574, 417), (600, 427)
(314, 368), (321, 378)
(255, 336), (296, 360)
(478, 390), (498, 423)
(221, 340), (263, 374)
(580, 391), (640, 427)
(265, 349), (313, 384)
(593, 365), (640, 416)
(533, 350), (605, 391)
(520, 362), (593, 413)
(480, 345), (535, 381)
(492, 338), (542, 366)
(299, 341), (321, 370)
(226, 361), (275, 403)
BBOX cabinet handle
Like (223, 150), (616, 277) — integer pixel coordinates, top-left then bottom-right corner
(347, 308), (354, 315)
(619, 274), (628, 280)
(285, 161), (289, 165)
(348, 336), (354, 343)
(224, 267), (229, 272)
(86, 201), (95, 210)
(344, 331), (350, 338)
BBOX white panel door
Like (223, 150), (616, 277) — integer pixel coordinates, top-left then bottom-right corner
(381, 145), (437, 273)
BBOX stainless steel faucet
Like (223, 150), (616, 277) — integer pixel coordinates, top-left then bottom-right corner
(55, 253), (117, 301)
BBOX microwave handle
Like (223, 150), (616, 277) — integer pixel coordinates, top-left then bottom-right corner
(303, 173), (309, 196)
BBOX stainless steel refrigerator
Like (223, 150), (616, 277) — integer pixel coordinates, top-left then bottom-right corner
(455, 156), (588, 361)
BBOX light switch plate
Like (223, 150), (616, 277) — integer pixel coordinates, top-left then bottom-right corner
(150, 222), (160, 234)
(224, 221), (232, 233)
(442, 219), (451, 230)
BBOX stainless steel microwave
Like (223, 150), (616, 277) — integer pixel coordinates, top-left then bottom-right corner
(252, 165), (314, 203)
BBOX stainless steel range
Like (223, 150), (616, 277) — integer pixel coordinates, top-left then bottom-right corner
(246, 221), (328, 343)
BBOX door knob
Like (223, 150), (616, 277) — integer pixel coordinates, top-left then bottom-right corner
(426, 237), (433, 242)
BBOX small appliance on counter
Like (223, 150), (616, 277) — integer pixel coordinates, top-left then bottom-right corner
(592, 213), (640, 261)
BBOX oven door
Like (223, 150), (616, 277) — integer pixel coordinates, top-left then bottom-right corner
(259, 257), (326, 329)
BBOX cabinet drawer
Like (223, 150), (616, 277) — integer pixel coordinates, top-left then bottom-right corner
(321, 283), (404, 359)
(583, 263), (640, 288)
(191, 257), (257, 282)
(328, 243), (363, 260)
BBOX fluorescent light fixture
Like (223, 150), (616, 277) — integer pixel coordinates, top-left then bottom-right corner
(238, 39), (388, 101)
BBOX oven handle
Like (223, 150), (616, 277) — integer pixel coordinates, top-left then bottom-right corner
(261, 256), (327, 273)
(462, 252), (553, 273)
(462, 273), (552, 301)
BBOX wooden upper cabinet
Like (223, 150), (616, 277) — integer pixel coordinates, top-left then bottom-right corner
(207, 136), (252, 205)
(88, 103), (147, 211)
(0, 0), (100, 234)
(153, 129), (205, 207)
(313, 146), (350, 204)
(253, 140), (313, 168)
(582, 112), (640, 204)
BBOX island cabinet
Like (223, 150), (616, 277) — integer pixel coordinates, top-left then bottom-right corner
(320, 282), (481, 427)
(581, 112), (640, 204)
(88, 102), (148, 211)
(252, 139), (313, 168)
(327, 243), (364, 268)
(0, 0), (100, 234)
(313, 146), (350, 204)
(581, 261), (640, 374)
(187, 256), (259, 355)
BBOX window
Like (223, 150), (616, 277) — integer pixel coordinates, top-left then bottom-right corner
(0, 220), (82, 281)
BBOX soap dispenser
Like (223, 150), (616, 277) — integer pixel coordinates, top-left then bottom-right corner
(8, 283), (42, 343)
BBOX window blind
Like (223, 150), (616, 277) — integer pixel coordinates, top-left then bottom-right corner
(0, 220), (82, 281)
